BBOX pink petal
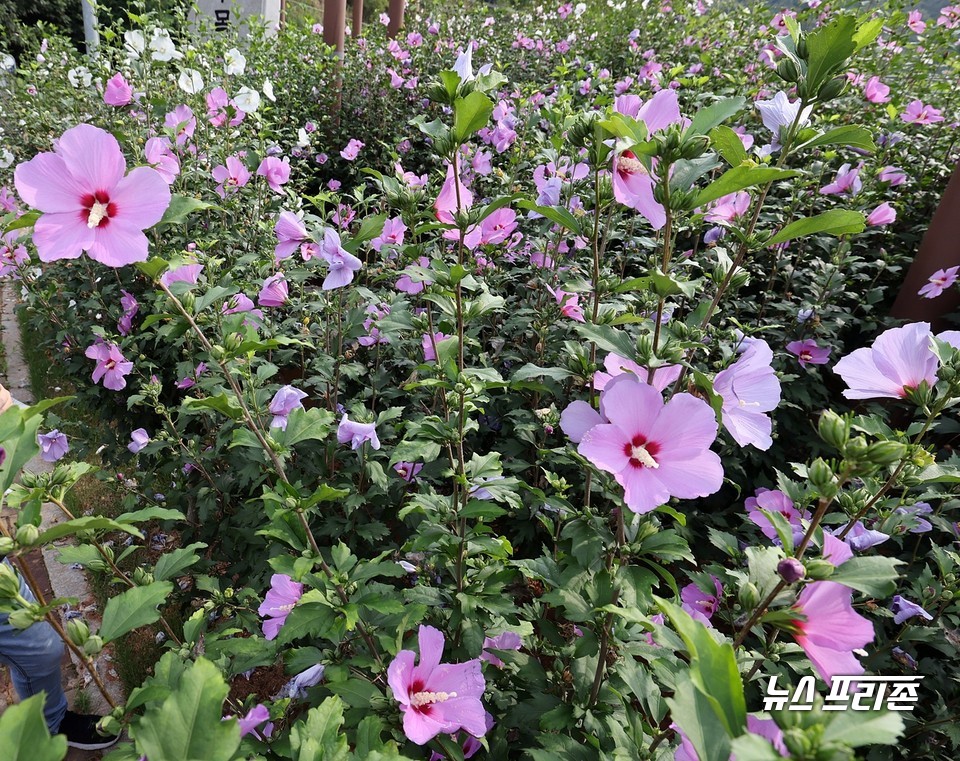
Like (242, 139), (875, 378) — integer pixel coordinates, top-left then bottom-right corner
(722, 407), (773, 450)
(559, 401), (602, 443)
(598, 375), (663, 434)
(87, 221), (150, 266)
(416, 625), (446, 677)
(387, 649), (416, 704)
(637, 89), (682, 133)
(111, 166), (172, 229)
(651, 450), (724, 501)
(617, 466), (669, 513)
(402, 706), (450, 745)
(56, 124), (126, 192)
(647, 393), (718, 455)
(578, 423), (631, 474)
(32, 212), (94, 261)
(14, 152), (88, 212)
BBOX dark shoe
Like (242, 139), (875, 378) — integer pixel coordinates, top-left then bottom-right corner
(58, 710), (121, 750)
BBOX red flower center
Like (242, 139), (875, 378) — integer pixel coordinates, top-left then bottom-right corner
(81, 191), (116, 228)
(623, 434), (660, 469)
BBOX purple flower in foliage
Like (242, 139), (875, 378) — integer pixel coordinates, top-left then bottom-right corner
(790, 581), (874, 682)
(269, 386), (307, 429)
(837, 521), (889, 551)
(38, 430), (69, 462)
(480, 631), (522, 667)
(274, 211), (310, 262)
(680, 576), (722, 625)
(128, 428), (150, 454)
(319, 228), (362, 290)
(258, 273), (288, 307)
(786, 339), (831, 367)
(746, 488), (809, 544)
(866, 202), (896, 226)
(337, 415), (380, 450)
(85, 341), (133, 391)
(236, 704), (270, 739)
(918, 267), (959, 299)
(890, 595), (933, 625)
(258, 574), (303, 640)
(713, 340), (781, 451)
(387, 625), (488, 745)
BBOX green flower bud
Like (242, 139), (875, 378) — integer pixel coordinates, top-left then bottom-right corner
(132, 567), (154, 586)
(83, 635), (104, 656)
(808, 458), (834, 492)
(8, 608), (37, 630)
(66, 618), (90, 646)
(776, 58), (800, 83)
(865, 441), (908, 466)
(739, 581), (761, 608)
(181, 292), (196, 314)
(0, 562), (22, 598)
(15, 524), (40, 547)
(796, 36), (809, 59)
(0, 536), (15, 556)
(805, 559), (836, 580)
(818, 410), (850, 450)
(680, 134), (711, 160)
(224, 332), (244, 353)
(817, 76), (847, 102)
(209, 344), (227, 361)
(730, 270), (750, 290)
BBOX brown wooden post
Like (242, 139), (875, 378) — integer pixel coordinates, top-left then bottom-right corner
(890, 162), (960, 330)
(323, 0), (347, 55)
(387, 0), (405, 38)
(352, 0), (363, 36)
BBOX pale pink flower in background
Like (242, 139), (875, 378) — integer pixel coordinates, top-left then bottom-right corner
(397, 257), (433, 294)
(907, 10), (926, 33)
(161, 262), (203, 287)
(863, 76), (890, 104)
(593, 353), (681, 392)
(319, 228), (363, 290)
(85, 341), (133, 391)
(901, 100), (944, 125)
(422, 332), (453, 362)
(435, 163), (474, 223)
(546, 285), (585, 322)
(479, 207), (518, 245)
(14, 124), (170, 266)
(866, 202), (896, 226)
(820, 163), (862, 196)
(164, 104), (196, 145)
(103, 72), (133, 106)
(274, 211), (310, 261)
(704, 191), (750, 223)
(257, 156), (291, 193)
(480, 631), (522, 667)
(371, 217), (407, 252)
(340, 138), (364, 161)
(144, 137), (180, 185)
(212, 156), (251, 198)
(258, 273), (289, 307)
(206, 87), (245, 127)
(786, 339), (831, 367)
(713, 339), (781, 450)
(918, 266), (959, 299)
(834, 322), (938, 399)
(878, 166), (907, 186)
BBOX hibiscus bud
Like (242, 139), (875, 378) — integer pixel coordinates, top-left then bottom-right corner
(66, 618), (90, 645)
(776, 58), (800, 83)
(7, 608), (37, 630)
(19, 471), (40, 489)
(866, 441), (907, 466)
(783, 729), (814, 759)
(738, 581), (760, 608)
(777, 558), (806, 583)
(568, 112), (599, 150)
(426, 81), (453, 105)
(210, 344), (227, 361)
(943, 589), (955, 601)
(181, 292), (196, 314)
(818, 410), (850, 450)
(224, 332), (244, 353)
(807, 458), (834, 493)
(133, 567), (154, 586)
(680, 134), (711, 160)
(805, 559), (835, 580)
(729, 269), (750, 290)
(15, 524), (40, 547)
(796, 36), (809, 60)
(83, 635), (104, 656)
(0, 561), (21, 597)
(817, 76), (846, 102)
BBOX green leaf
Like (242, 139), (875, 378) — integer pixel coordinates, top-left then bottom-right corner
(0, 694), (67, 761)
(3, 210), (40, 235)
(729, 733), (784, 761)
(686, 96), (745, 135)
(0, 406), (42, 494)
(709, 126), (748, 167)
(828, 556), (904, 597)
(511, 364), (574, 382)
(454, 91), (494, 142)
(289, 697), (350, 761)
(767, 210), (865, 245)
(572, 323), (637, 360)
(136, 257), (170, 281)
(99, 581), (174, 642)
(115, 507), (185, 523)
(695, 166), (799, 208)
(657, 598), (746, 738)
(852, 16), (884, 51)
(155, 194), (218, 230)
(136, 658), (240, 761)
(666, 678), (731, 761)
(153, 543), (207, 582)
(795, 125), (876, 153)
(277, 407), (335, 448)
(38, 517), (142, 544)
(804, 15), (858, 94)
(327, 678), (382, 708)
(182, 393), (243, 421)
(822, 708), (903, 747)
(516, 200), (582, 235)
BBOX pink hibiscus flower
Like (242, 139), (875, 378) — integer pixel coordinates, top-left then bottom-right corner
(85, 341), (133, 391)
(786, 339), (831, 367)
(577, 377), (723, 513)
(918, 266), (959, 299)
(14, 124), (170, 266)
(833, 322), (938, 400)
(713, 339), (781, 451)
(258, 573), (304, 640)
(387, 625), (488, 745)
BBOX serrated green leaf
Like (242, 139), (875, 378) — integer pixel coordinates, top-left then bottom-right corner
(99, 581), (174, 642)
(767, 210), (865, 245)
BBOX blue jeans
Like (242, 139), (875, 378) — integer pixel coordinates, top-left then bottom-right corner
(0, 559), (67, 732)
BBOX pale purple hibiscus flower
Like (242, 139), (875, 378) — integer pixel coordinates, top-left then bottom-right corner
(703, 191), (750, 224)
(790, 581), (874, 682)
(866, 202), (896, 226)
(319, 228), (363, 290)
(479, 207), (518, 245)
(435, 163), (474, 223)
(176, 361), (209, 390)
(13, 124), (170, 266)
(680, 576), (722, 626)
(397, 257), (433, 294)
(918, 266), (959, 299)
(38, 430), (69, 462)
(235, 704), (270, 740)
(212, 155), (251, 198)
(837, 521), (889, 551)
(387, 625), (488, 745)
(908, 10), (926, 33)
(901, 100), (944, 125)
(257, 156), (291, 193)
(480, 631), (522, 668)
(756, 91), (812, 141)
(863, 76), (890, 104)
(713, 339), (781, 450)
(577, 376), (723, 514)
(746, 488), (810, 545)
(258, 273), (289, 307)
(833, 322), (938, 400)
(890, 595), (933, 625)
(422, 332), (453, 362)
(269, 386), (308, 429)
(164, 104), (196, 146)
(161, 262), (203, 287)
(85, 341), (133, 391)
(144, 137), (180, 185)
(337, 415), (380, 450)
(786, 339), (831, 367)
(103, 73), (133, 106)
(0, 231), (29, 278)
(274, 211), (311, 261)
(878, 166), (907, 186)
(371, 217), (407, 252)
(117, 290), (139, 336)
(258, 573), (304, 641)
(592, 352), (682, 392)
(394, 461), (424, 482)
(546, 285), (585, 322)
(894, 502), (933, 534)
(205, 87), (245, 127)
(340, 139), (364, 161)
(128, 428), (150, 454)
(820, 163), (862, 196)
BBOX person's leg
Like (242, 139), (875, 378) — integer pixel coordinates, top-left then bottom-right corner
(0, 559), (68, 733)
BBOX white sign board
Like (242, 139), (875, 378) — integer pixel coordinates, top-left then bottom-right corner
(192, 0), (281, 36)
